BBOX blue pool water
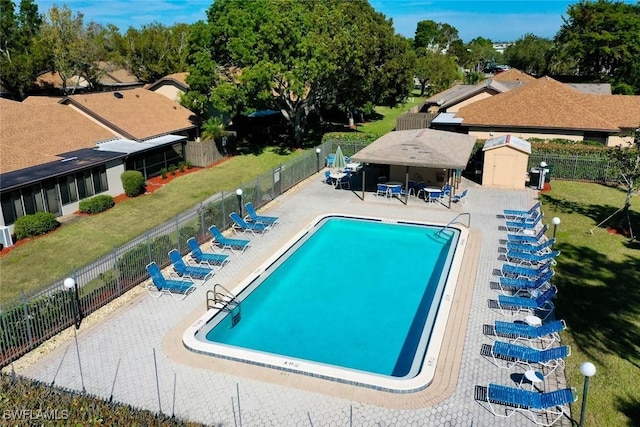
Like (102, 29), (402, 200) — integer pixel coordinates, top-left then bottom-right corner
(199, 216), (459, 379)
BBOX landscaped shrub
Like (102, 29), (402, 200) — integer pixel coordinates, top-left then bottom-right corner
(160, 167), (168, 179)
(186, 161), (194, 169)
(78, 195), (115, 214)
(120, 171), (146, 197)
(178, 161), (185, 172)
(169, 164), (177, 175)
(115, 235), (173, 285)
(13, 212), (59, 240)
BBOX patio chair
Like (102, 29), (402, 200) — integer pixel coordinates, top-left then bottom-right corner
(484, 340), (570, 375)
(505, 249), (560, 267)
(501, 260), (554, 280)
(497, 269), (554, 295)
(503, 201), (541, 221)
(486, 319), (566, 349)
(485, 383), (576, 426)
(229, 212), (271, 235)
(145, 262), (196, 301)
(245, 202), (279, 226)
(325, 153), (335, 167)
(208, 225), (251, 253)
(187, 237), (230, 267)
(407, 180), (417, 196)
(375, 183), (388, 197)
(506, 224), (548, 243)
(496, 285), (557, 318)
(168, 249), (215, 281)
(336, 170), (351, 189)
(452, 189), (468, 205)
(506, 238), (555, 254)
(323, 170), (332, 184)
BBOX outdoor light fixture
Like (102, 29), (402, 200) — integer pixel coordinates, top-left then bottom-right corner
(64, 276), (85, 392)
(552, 216), (561, 245)
(236, 188), (243, 217)
(315, 147), (321, 172)
(579, 362), (596, 427)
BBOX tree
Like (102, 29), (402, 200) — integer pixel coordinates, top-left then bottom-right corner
(466, 37), (499, 72)
(415, 50), (461, 96)
(39, 5), (87, 95)
(413, 20), (459, 53)
(606, 128), (640, 239)
(0, 0), (46, 99)
(503, 33), (553, 76)
(555, 0), (640, 93)
(187, 0), (412, 146)
(121, 22), (191, 82)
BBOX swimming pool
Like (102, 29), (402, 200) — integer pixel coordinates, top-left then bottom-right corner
(183, 214), (468, 392)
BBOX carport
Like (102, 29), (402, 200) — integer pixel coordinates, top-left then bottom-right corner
(350, 129), (477, 207)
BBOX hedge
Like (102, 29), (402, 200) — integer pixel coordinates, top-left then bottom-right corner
(13, 212), (60, 240)
(121, 170), (146, 197)
(78, 194), (115, 214)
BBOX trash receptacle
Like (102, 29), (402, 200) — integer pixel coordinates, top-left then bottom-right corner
(543, 166), (552, 183)
(529, 168), (541, 188)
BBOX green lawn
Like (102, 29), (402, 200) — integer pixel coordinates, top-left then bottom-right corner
(0, 148), (303, 303)
(539, 180), (640, 426)
(357, 96), (426, 135)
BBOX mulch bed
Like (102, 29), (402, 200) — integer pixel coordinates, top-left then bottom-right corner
(0, 157), (233, 257)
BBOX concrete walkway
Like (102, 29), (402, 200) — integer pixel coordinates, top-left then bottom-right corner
(15, 173), (573, 426)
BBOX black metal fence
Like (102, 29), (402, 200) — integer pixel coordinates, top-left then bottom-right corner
(528, 154), (617, 183)
(1, 142), (340, 368)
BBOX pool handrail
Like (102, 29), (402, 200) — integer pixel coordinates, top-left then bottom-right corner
(436, 212), (471, 237)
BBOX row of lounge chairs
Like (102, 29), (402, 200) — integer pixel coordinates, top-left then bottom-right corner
(477, 200), (575, 426)
(144, 202), (279, 300)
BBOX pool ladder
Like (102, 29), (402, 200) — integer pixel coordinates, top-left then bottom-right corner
(207, 284), (242, 328)
(436, 212), (471, 237)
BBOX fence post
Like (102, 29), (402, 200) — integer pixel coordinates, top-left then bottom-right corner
(113, 249), (122, 296)
(21, 292), (34, 348)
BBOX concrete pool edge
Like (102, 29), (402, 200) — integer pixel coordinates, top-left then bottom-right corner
(180, 213), (473, 394)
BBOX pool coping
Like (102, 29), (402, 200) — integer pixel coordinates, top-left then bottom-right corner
(163, 223), (481, 409)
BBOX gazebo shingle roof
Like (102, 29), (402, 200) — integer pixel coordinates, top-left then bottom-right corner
(351, 129), (477, 169)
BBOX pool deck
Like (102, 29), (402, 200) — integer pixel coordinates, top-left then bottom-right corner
(12, 173), (572, 426)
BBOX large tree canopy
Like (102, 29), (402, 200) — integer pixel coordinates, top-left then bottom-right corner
(0, 0), (45, 99)
(555, 0), (640, 93)
(503, 33), (553, 76)
(186, 0), (413, 146)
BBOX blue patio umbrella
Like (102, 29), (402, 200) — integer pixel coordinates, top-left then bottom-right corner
(333, 146), (346, 169)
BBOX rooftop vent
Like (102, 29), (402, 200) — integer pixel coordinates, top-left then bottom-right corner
(114, 92), (123, 99)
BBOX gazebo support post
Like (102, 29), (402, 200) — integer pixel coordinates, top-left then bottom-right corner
(361, 169), (366, 200)
(405, 167), (410, 205)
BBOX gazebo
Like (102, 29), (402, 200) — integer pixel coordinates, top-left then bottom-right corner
(350, 129), (477, 206)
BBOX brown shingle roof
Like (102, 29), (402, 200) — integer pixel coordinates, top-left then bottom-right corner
(63, 88), (196, 140)
(0, 99), (116, 173)
(455, 76), (621, 132)
(490, 68), (536, 83)
(581, 94), (640, 129)
(146, 72), (189, 91)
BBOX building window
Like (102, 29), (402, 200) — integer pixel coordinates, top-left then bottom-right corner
(59, 174), (78, 205)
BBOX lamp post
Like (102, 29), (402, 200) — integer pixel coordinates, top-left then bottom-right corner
(235, 188), (243, 217)
(64, 277), (85, 392)
(538, 161), (547, 190)
(579, 362), (596, 427)
(315, 147), (321, 173)
(552, 216), (561, 247)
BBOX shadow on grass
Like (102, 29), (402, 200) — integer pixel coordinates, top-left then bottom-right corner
(540, 193), (640, 237)
(616, 394), (640, 427)
(553, 242), (640, 369)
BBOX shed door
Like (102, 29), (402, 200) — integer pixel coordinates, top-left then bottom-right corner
(490, 154), (518, 187)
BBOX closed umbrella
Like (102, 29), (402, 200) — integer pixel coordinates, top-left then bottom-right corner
(333, 146), (346, 170)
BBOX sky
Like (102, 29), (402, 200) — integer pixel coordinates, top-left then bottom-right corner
(32, 0), (582, 42)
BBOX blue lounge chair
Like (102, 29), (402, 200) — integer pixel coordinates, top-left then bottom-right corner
(506, 224), (548, 243)
(502, 260), (554, 280)
(486, 383), (576, 426)
(506, 238), (555, 254)
(503, 201), (541, 221)
(486, 340), (570, 374)
(145, 262), (196, 300)
(168, 249), (215, 281)
(208, 225), (251, 253)
(451, 189), (468, 205)
(245, 202), (279, 226)
(496, 286), (557, 318)
(489, 319), (566, 349)
(229, 212), (271, 235)
(187, 237), (230, 267)
(505, 212), (543, 233)
(505, 249), (560, 266)
(497, 269), (554, 295)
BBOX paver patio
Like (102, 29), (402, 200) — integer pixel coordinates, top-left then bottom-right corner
(12, 172), (573, 426)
